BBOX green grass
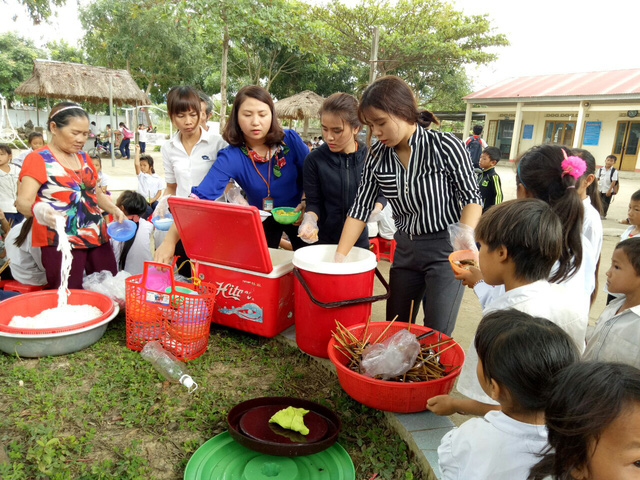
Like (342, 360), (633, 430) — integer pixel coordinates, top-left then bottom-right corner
(0, 318), (428, 480)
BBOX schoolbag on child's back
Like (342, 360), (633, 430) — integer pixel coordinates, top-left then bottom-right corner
(465, 135), (483, 168)
(600, 167), (620, 195)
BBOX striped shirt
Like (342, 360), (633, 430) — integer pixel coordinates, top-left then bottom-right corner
(348, 125), (481, 235)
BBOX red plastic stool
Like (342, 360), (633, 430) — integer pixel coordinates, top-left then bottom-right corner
(3, 281), (47, 293)
(369, 237), (380, 261)
(377, 237), (396, 263)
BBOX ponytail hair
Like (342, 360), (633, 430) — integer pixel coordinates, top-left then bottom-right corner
(358, 75), (439, 145)
(515, 144), (584, 283)
(14, 217), (33, 248)
(571, 148), (602, 215)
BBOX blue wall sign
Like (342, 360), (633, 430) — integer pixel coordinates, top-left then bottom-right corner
(522, 124), (534, 139)
(583, 121), (601, 146)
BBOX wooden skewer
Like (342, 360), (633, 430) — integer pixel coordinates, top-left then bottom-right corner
(408, 300), (414, 333)
(372, 315), (398, 345)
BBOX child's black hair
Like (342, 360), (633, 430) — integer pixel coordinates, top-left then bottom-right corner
(631, 188), (640, 202)
(529, 362), (640, 480)
(615, 237), (640, 276)
(516, 144), (584, 284)
(139, 154), (155, 174)
(572, 147), (602, 215)
(27, 131), (44, 146)
(115, 191), (148, 271)
(0, 144), (11, 156)
(474, 198), (563, 282)
(90, 154), (101, 168)
(483, 146), (501, 164)
(475, 309), (579, 413)
(472, 124), (483, 135)
(606, 154), (617, 162)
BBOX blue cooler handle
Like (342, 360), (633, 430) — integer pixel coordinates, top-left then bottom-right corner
(293, 267), (390, 309)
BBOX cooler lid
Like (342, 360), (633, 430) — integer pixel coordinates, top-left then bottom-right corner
(169, 197), (273, 274)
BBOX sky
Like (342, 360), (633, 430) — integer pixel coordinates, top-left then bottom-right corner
(2, 0), (640, 91)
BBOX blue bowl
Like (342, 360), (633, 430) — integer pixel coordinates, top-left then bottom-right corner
(152, 213), (174, 231)
(107, 219), (137, 241)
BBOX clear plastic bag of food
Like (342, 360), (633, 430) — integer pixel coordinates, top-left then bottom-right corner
(447, 222), (478, 252)
(82, 270), (132, 309)
(361, 329), (421, 380)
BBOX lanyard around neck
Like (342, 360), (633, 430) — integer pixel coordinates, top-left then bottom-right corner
(250, 147), (271, 197)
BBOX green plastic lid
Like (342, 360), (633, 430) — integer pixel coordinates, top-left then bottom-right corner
(184, 432), (354, 480)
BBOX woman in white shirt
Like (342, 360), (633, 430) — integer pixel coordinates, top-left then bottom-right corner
(161, 86), (227, 198)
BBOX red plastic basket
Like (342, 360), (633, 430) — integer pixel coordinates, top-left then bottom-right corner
(125, 262), (215, 361)
(327, 321), (464, 413)
(0, 290), (115, 335)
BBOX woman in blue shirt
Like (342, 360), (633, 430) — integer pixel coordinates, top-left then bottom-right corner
(155, 85), (309, 263)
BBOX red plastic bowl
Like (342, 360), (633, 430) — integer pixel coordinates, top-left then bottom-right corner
(327, 321), (464, 413)
(448, 250), (479, 276)
(0, 290), (116, 335)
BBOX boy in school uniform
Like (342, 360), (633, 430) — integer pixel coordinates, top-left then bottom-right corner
(427, 199), (588, 416)
(476, 146), (503, 213)
(597, 154), (618, 218)
(584, 237), (640, 367)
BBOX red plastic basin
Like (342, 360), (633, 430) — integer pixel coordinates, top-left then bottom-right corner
(0, 290), (116, 335)
(327, 321), (464, 413)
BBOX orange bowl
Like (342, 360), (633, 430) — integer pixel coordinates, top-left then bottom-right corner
(448, 250), (479, 276)
(327, 321), (464, 413)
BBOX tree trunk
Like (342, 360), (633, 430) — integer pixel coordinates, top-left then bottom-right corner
(219, 22), (230, 133)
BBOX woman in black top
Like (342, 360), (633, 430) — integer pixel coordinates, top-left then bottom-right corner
(336, 76), (482, 335)
(299, 93), (384, 248)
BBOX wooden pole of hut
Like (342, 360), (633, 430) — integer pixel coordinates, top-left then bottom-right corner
(109, 76), (115, 167)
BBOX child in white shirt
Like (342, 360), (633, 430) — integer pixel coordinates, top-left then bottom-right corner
(111, 191), (153, 275)
(134, 145), (165, 219)
(5, 218), (46, 286)
(428, 199), (587, 415)
(596, 154), (618, 218)
(437, 309), (579, 480)
(0, 143), (23, 225)
(12, 132), (45, 168)
(89, 154), (110, 196)
(584, 237), (640, 367)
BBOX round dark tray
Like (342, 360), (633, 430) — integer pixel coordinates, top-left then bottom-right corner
(227, 396), (341, 456)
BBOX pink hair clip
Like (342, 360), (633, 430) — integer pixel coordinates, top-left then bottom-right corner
(560, 151), (587, 179)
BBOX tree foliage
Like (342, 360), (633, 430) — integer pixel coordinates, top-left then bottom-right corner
(13, 0), (66, 24)
(46, 40), (85, 64)
(0, 32), (43, 107)
(311, 0), (508, 108)
(79, 0), (209, 102)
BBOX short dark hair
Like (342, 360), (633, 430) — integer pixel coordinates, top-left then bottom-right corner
(475, 309), (579, 412)
(529, 362), (640, 480)
(319, 93), (361, 130)
(483, 146), (501, 163)
(0, 143), (11, 156)
(89, 154), (101, 167)
(167, 85), (202, 120)
(475, 198), (563, 282)
(197, 90), (213, 116)
(116, 190), (147, 217)
(472, 124), (483, 135)
(358, 75), (439, 145)
(47, 102), (88, 132)
(615, 237), (640, 276)
(606, 154), (617, 162)
(27, 131), (44, 145)
(631, 189), (640, 202)
(139, 154), (155, 174)
(223, 85), (284, 147)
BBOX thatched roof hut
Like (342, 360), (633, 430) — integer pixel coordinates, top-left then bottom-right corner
(15, 59), (149, 105)
(275, 90), (324, 138)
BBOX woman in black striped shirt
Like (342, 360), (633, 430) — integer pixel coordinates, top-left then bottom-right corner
(336, 76), (482, 335)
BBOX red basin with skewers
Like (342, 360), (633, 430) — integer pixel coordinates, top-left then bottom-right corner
(327, 321), (465, 413)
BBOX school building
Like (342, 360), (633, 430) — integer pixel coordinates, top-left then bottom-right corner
(462, 69), (640, 170)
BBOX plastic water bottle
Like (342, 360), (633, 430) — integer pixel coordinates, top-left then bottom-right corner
(140, 341), (198, 393)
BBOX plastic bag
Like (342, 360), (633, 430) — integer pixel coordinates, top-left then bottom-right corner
(361, 329), (421, 380)
(82, 270), (132, 309)
(447, 222), (477, 252)
(152, 195), (172, 219)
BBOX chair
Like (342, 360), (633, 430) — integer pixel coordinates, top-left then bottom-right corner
(377, 237), (396, 263)
(368, 237), (380, 261)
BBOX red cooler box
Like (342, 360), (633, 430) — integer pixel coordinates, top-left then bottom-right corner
(169, 197), (295, 337)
